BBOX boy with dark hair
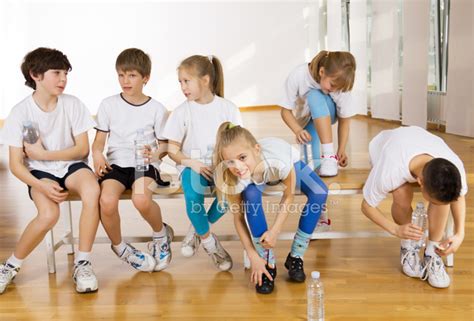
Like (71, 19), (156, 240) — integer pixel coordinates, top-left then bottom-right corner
(0, 47), (100, 294)
(92, 48), (172, 272)
(361, 126), (467, 288)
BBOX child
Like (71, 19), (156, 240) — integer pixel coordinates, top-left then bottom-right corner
(214, 122), (328, 294)
(92, 48), (172, 272)
(163, 55), (242, 271)
(361, 126), (468, 288)
(280, 50), (356, 177)
(0, 47), (100, 294)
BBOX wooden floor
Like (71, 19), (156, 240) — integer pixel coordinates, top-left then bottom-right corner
(0, 111), (473, 321)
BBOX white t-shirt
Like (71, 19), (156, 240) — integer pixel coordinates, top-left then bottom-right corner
(248, 137), (300, 186)
(280, 63), (356, 125)
(363, 126), (468, 207)
(2, 94), (95, 177)
(95, 94), (168, 168)
(162, 95), (242, 174)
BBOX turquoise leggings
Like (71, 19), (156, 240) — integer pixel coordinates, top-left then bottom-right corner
(181, 168), (227, 236)
(304, 89), (337, 167)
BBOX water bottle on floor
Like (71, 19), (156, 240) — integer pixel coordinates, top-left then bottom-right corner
(135, 128), (148, 172)
(411, 202), (428, 247)
(22, 121), (39, 144)
(307, 271), (324, 321)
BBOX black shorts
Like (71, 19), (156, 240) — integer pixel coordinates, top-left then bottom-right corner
(28, 162), (92, 199)
(99, 164), (169, 190)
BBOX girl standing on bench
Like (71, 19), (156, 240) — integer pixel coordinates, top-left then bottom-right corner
(213, 122), (328, 294)
(163, 55), (242, 272)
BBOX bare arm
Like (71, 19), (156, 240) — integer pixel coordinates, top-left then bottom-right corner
(336, 116), (351, 166)
(91, 131), (111, 177)
(280, 108), (311, 144)
(24, 132), (90, 161)
(167, 140), (212, 181)
(437, 195), (466, 256)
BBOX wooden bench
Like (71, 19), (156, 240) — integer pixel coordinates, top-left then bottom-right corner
(44, 168), (454, 273)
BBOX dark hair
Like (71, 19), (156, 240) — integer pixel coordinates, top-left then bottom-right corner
(309, 50), (356, 92)
(21, 47), (72, 89)
(423, 158), (462, 203)
(178, 55), (224, 97)
(116, 48), (152, 77)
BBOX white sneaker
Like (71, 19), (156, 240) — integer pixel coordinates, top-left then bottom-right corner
(203, 234), (233, 271)
(421, 254), (450, 288)
(112, 243), (156, 272)
(148, 223), (174, 271)
(0, 262), (20, 294)
(400, 245), (423, 278)
(181, 224), (201, 258)
(318, 155), (338, 177)
(314, 212), (331, 233)
(73, 260), (98, 293)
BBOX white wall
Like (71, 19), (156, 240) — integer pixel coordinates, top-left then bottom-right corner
(0, 0), (319, 118)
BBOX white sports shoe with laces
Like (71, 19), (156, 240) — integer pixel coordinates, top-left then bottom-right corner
(421, 254), (450, 288)
(73, 260), (98, 293)
(181, 224), (201, 258)
(0, 262), (20, 294)
(400, 245), (423, 278)
(318, 155), (338, 177)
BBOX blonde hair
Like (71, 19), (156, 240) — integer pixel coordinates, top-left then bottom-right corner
(309, 50), (356, 92)
(178, 55), (224, 97)
(214, 122), (258, 202)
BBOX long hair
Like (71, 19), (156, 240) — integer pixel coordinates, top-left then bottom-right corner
(178, 55), (224, 97)
(309, 50), (356, 92)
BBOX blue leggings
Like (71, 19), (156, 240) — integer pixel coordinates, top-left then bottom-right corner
(242, 161), (328, 237)
(304, 89), (337, 167)
(181, 168), (227, 236)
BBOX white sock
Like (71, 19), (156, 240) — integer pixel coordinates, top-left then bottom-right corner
(400, 239), (411, 248)
(321, 143), (335, 157)
(425, 240), (440, 257)
(112, 241), (127, 256)
(201, 234), (217, 253)
(153, 225), (166, 239)
(7, 254), (24, 268)
(75, 251), (92, 264)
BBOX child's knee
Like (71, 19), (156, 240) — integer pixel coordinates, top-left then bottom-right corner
(99, 194), (120, 213)
(37, 209), (60, 230)
(80, 185), (101, 206)
(131, 193), (153, 212)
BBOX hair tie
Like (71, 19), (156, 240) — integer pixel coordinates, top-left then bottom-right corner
(227, 122), (237, 129)
(208, 55), (213, 63)
(325, 51), (330, 57)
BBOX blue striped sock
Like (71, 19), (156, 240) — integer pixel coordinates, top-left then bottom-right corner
(291, 228), (312, 258)
(252, 237), (275, 266)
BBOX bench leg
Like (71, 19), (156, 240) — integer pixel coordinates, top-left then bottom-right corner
(446, 214), (454, 267)
(64, 201), (75, 255)
(45, 229), (56, 274)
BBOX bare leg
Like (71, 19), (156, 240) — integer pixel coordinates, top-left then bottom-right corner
(391, 183), (414, 225)
(99, 180), (126, 245)
(131, 177), (163, 232)
(427, 203), (450, 242)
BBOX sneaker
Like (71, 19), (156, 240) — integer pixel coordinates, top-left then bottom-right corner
(284, 253), (306, 282)
(400, 245), (423, 278)
(318, 155), (338, 177)
(421, 254), (450, 288)
(0, 263), (20, 294)
(181, 224), (201, 258)
(112, 243), (156, 272)
(256, 264), (277, 294)
(314, 212), (331, 233)
(203, 234), (233, 271)
(73, 260), (98, 293)
(148, 223), (175, 271)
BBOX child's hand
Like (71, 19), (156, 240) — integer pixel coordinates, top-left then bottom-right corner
(337, 151), (348, 167)
(142, 145), (153, 164)
(187, 159), (213, 181)
(93, 152), (112, 178)
(260, 229), (278, 249)
(249, 253), (274, 286)
(39, 180), (69, 203)
(435, 233), (464, 256)
(296, 129), (312, 144)
(395, 223), (424, 240)
(24, 138), (46, 160)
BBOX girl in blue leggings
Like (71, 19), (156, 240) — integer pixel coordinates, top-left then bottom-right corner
(214, 122), (328, 294)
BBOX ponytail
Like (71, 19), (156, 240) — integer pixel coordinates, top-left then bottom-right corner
(309, 50), (356, 92)
(178, 54), (225, 97)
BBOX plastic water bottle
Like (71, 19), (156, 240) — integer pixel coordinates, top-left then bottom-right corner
(134, 128), (148, 172)
(411, 202), (428, 247)
(203, 144), (214, 167)
(22, 121), (39, 144)
(307, 271), (324, 321)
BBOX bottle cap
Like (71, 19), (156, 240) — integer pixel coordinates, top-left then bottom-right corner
(416, 202), (424, 209)
(311, 271), (320, 279)
(23, 120), (32, 127)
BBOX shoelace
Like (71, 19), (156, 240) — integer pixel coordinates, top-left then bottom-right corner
(290, 257), (304, 271)
(400, 248), (419, 268)
(421, 256), (444, 281)
(124, 247), (145, 266)
(74, 261), (94, 279)
(0, 264), (16, 282)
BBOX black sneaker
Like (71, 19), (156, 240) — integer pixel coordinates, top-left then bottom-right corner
(284, 253), (306, 282)
(255, 265), (277, 294)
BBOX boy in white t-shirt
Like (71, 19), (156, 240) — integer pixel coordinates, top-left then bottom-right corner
(361, 126), (468, 288)
(0, 48), (100, 294)
(280, 51), (356, 177)
(92, 48), (172, 273)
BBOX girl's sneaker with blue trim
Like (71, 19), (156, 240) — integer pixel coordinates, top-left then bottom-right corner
(181, 224), (201, 258)
(148, 223), (175, 271)
(73, 260), (98, 293)
(0, 262), (20, 294)
(112, 243), (156, 272)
